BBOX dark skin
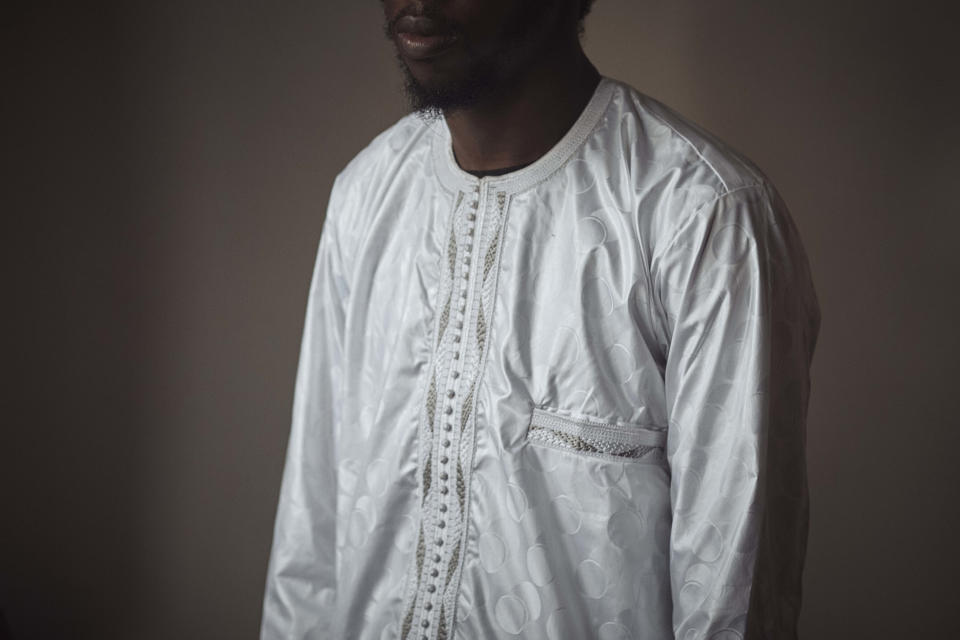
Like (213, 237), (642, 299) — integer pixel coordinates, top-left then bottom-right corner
(382, 0), (601, 173)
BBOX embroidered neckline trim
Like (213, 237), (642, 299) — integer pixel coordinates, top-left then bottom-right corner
(427, 76), (617, 194)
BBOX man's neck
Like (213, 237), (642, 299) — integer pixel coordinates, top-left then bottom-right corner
(444, 46), (601, 174)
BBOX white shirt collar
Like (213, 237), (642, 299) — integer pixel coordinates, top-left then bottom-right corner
(428, 76), (617, 194)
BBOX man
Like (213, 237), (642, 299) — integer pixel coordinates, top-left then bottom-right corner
(261, 1), (821, 638)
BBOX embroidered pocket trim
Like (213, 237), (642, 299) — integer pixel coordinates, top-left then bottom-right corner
(526, 407), (667, 462)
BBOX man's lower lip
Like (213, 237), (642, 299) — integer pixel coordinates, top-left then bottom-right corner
(396, 32), (458, 61)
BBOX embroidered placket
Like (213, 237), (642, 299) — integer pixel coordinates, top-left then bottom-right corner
(400, 180), (508, 640)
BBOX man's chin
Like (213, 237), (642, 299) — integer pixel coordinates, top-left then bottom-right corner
(400, 66), (483, 117)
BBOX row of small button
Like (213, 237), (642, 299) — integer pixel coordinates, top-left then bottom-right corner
(419, 183), (481, 638)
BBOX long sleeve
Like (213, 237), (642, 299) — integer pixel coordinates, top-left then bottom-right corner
(652, 183), (820, 639)
(261, 178), (350, 639)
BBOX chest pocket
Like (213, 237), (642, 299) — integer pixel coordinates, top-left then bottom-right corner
(524, 406), (667, 464)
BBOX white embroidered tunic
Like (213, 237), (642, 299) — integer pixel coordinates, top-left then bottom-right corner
(260, 76), (821, 640)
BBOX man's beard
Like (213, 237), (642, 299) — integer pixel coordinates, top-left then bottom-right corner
(395, 57), (503, 122)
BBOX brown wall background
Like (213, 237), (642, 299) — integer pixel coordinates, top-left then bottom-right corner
(4, 2), (958, 638)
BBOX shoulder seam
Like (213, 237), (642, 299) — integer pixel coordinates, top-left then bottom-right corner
(639, 99), (731, 194)
(651, 182), (765, 267)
